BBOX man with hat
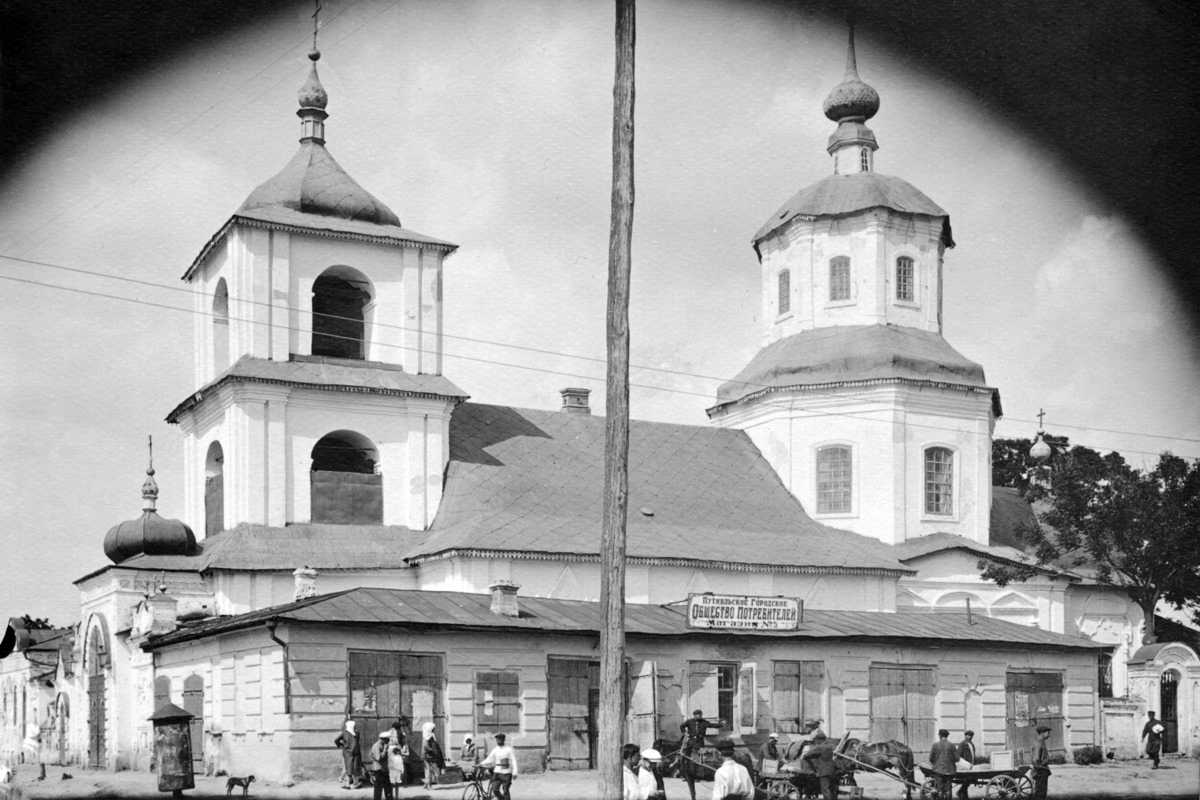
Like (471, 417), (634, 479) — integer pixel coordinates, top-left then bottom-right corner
(1031, 725), (1052, 800)
(955, 731), (977, 799)
(800, 732), (838, 800)
(679, 709), (723, 760)
(480, 733), (518, 800)
(928, 729), (957, 800)
(711, 739), (754, 800)
(367, 731), (394, 800)
(638, 748), (666, 800)
(757, 732), (781, 775)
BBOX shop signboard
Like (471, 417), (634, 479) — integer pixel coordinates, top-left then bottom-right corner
(686, 593), (801, 631)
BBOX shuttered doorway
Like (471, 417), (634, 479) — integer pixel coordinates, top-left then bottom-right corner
(869, 664), (935, 748)
(1005, 671), (1064, 761)
(547, 658), (599, 770)
(348, 650), (445, 762)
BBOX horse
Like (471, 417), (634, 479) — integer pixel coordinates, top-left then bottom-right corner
(838, 738), (917, 800)
(652, 737), (720, 800)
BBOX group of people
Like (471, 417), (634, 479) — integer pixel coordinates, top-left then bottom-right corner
(333, 720), (516, 799)
(621, 744), (669, 800)
(927, 726), (1052, 800)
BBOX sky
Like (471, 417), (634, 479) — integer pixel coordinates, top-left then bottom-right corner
(1, 0), (1198, 624)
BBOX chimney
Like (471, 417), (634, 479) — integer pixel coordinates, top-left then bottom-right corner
(560, 387), (591, 414)
(489, 581), (521, 617)
(293, 566), (318, 600)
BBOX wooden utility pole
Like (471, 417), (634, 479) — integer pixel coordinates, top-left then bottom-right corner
(598, 0), (635, 797)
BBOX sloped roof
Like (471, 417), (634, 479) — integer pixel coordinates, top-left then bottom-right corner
(892, 531), (1070, 579)
(166, 355), (468, 423)
(412, 402), (906, 574)
(711, 325), (998, 413)
(753, 172), (953, 247)
(20, 628), (73, 683)
(143, 586), (1109, 652)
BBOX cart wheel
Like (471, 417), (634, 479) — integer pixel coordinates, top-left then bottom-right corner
(920, 778), (940, 800)
(1015, 773), (1033, 799)
(986, 774), (1021, 800)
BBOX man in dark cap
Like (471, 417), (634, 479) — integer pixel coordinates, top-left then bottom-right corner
(800, 732), (838, 800)
(1031, 725), (1052, 800)
(711, 739), (754, 800)
(929, 729), (957, 800)
(679, 709), (723, 760)
(955, 731), (976, 799)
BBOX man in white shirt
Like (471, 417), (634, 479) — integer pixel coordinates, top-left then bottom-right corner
(711, 740), (754, 800)
(480, 733), (519, 800)
(622, 743), (648, 800)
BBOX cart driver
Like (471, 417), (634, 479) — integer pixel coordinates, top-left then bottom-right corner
(680, 709), (724, 757)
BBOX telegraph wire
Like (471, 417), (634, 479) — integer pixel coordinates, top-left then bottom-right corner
(9, 250), (1199, 451)
(2, 268), (1197, 462)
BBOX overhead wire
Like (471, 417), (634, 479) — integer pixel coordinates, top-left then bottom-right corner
(1, 266), (1196, 462)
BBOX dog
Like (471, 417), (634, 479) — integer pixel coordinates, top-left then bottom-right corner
(225, 775), (255, 798)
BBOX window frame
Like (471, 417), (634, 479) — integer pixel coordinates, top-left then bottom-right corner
(777, 269), (791, 316)
(828, 256), (852, 304)
(860, 147), (870, 172)
(895, 255), (916, 304)
(814, 444), (854, 516)
(923, 446), (955, 517)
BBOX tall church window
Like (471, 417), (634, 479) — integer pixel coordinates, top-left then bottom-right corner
(311, 430), (383, 524)
(924, 447), (954, 515)
(829, 257), (851, 301)
(312, 266), (373, 360)
(212, 278), (230, 373)
(777, 270), (791, 315)
(896, 256), (915, 302)
(860, 147), (870, 172)
(205, 441), (224, 536)
(816, 446), (852, 513)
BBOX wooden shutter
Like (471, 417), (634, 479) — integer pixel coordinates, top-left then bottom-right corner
(739, 662), (757, 731)
(772, 663), (802, 734)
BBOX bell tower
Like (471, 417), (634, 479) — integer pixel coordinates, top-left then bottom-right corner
(709, 28), (1001, 546)
(168, 47), (466, 536)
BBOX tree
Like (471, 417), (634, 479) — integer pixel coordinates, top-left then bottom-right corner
(981, 444), (1200, 643)
(19, 615), (53, 630)
(991, 434), (1070, 493)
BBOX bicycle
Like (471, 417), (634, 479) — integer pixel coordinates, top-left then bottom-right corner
(461, 765), (492, 800)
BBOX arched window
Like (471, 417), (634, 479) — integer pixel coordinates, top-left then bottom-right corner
(205, 441), (224, 537)
(924, 446), (954, 515)
(860, 147), (870, 172)
(777, 269), (791, 315)
(312, 266), (373, 360)
(816, 445), (852, 513)
(896, 256), (915, 302)
(311, 430), (383, 524)
(212, 278), (230, 373)
(829, 256), (851, 301)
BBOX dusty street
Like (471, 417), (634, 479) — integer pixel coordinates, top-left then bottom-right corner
(2, 758), (1198, 800)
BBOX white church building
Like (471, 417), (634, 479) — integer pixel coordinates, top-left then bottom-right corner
(5, 26), (1194, 783)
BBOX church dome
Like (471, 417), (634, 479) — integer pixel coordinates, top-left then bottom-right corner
(103, 445), (197, 564)
(822, 26), (879, 122)
(297, 51), (329, 109)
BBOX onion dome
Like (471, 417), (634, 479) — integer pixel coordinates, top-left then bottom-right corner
(103, 439), (196, 563)
(298, 50), (329, 110)
(1029, 434), (1052, 462)
(822, 25), (879, 123)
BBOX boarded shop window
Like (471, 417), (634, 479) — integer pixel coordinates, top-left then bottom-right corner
(348, 650), (445, 751)
(688, 662), (736, 732)
(869, 664), (935, 748)
(475, 672), (520, 732)
(778, 270), (791, 315)
(771, 661), (824, 733)
(1006, 671), (1064, 760)
(924, 447), (954, 515)
(829, 257), (851, 301)
(816, 446), (852, 513)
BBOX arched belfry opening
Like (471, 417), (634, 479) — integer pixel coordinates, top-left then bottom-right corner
(85, 622), (109, 768)
(310, 430), (383, 524)
(212, 278), (230, 372)
(312, 266), (373, 360)
(205, 441), (224, 536)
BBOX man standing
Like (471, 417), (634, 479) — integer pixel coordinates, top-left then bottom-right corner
(1142, 710), (1165, 769)
(1031, 725), (1052, 800)
(928, 729), (957, 800)
(711, 740), (755, 800)
(954, 731), (976, 800)
(480, 733), (518, 800)
(757, 733), (781, 775)
(800, 732), (838, 800)
(622, 743), (648, 800)
(367, 731), (394, 800)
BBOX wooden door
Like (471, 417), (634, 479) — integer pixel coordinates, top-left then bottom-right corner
(183, 675), (204, 770)
(869, 665), (935, 748)
(348, 650), (445, 776)
(547, 658), (598, 770)
(88, 673), (106, 767)
(1006, 671), (1064, 760)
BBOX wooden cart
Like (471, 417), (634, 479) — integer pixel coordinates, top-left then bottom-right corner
(918, 764), (1034, 800)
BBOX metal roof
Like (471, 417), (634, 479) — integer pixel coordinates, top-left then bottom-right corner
(143, 586), (1111, 652)
(710, 325), (999, 414)
(165, 355), (468, 423)
(753, 172), (953, 247)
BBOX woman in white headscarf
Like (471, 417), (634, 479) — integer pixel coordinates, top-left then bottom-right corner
(333, 719), (364, 788)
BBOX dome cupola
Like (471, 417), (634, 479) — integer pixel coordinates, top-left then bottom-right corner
(103, 437), (196, 564)
(823, 24), (880, 175)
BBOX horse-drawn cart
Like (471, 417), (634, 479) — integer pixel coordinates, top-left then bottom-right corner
(918, 765), (1034, 800)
